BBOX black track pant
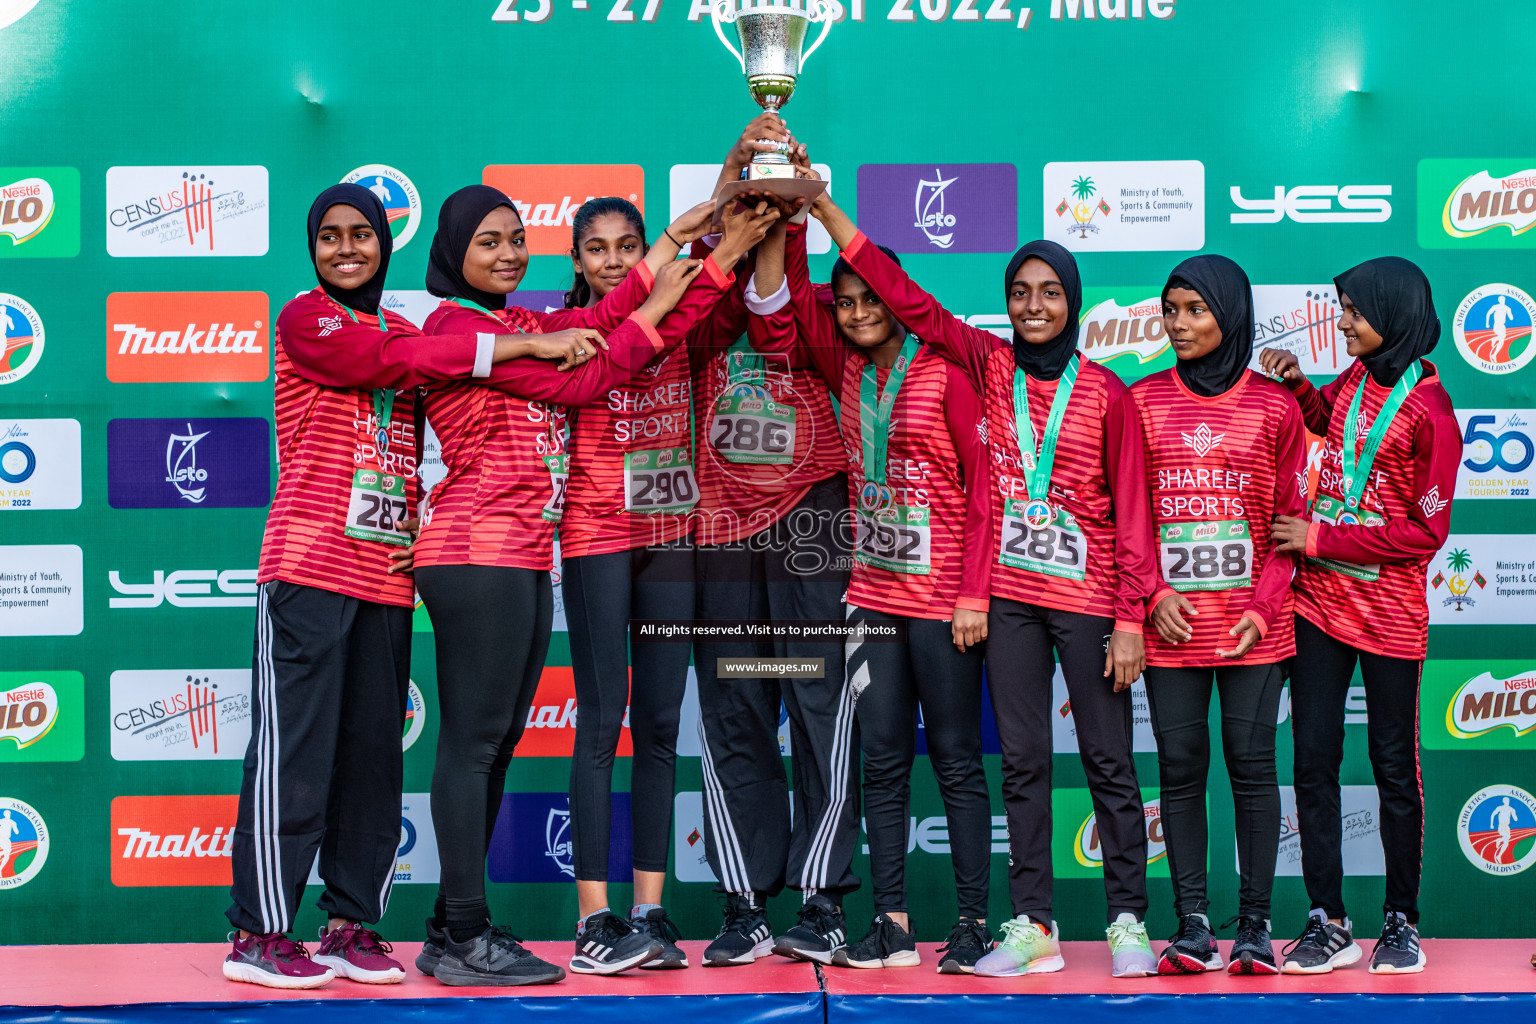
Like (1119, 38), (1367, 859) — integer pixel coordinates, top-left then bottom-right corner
(1145, 662), (1283, 919)
(1291, 614), (1424, 924)
(694, 473), (861, 897)
(987, 598), (1147, 922)
(847, 606), (989, 918)
(564, 540), (693, 880)
(416, 564), (552, 933)
(228, 581), (410, 935)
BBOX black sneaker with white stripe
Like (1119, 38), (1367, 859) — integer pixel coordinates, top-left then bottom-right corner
(936, 917), (993, 975)
(773, 893), (847, 965)
(632, 906), (689, 969)
(569, 911), (663, 975)
(1281, 911), (1362, 974)
(1368, 913), (1426, 974)
(704, 893), (773, 967)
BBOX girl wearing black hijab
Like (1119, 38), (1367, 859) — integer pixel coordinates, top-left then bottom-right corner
(1125, 254), (1308, 976)
(1260, 258), (1457, 976)
(804, 187), (1158, 979)
(410, 185), (779, 985)
(225, 184), (582, 991)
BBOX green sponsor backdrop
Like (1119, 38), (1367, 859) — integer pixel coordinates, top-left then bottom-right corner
(2, 0), (1534, 944)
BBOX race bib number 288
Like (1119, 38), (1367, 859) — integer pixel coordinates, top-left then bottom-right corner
(1159, 519), (1252, 591)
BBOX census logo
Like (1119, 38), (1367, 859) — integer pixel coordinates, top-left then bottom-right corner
(0, 294), (44, 386)
(0, 797), (48, 889)
(341, 165), (421, 250)
(857, 163), (1016, 254)
(402, 680), (426, 751)
(105, 166), (269, 257)
(1458, 785), (1536, 876)
(1453, 284), (1536, 376)
(108, 670), (252, 761)
(1250, 285), (1345, 379)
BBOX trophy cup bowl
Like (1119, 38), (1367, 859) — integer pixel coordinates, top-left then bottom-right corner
(711, 0), (831, 212)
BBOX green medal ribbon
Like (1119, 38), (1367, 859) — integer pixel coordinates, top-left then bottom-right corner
(859, 336), (922, 487)
(342, 306), (395, 453)
(1011, 353), (1080, 502)
(1339, 362), (1421, 510)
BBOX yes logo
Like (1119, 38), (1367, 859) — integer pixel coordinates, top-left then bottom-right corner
(1229, 185), (1392, 224)
(0, 169), (80, 258)
(108, 569), (258, 609)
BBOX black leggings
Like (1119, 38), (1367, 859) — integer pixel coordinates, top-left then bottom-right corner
(1291, 614), (1424, 924)
(1144, 662), (1283, 920)
(846, 606), (989, 919)
(563, 540), (694, 880)
(416, 564), (553, 933)
(986, 599), (1146, 922)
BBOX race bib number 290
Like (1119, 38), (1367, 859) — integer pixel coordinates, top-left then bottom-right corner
(624, 447), (698, 514)
(1159, 519), (1252, 591)
(345, 469), (411, 546)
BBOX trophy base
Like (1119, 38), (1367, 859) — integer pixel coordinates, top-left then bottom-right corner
(713, 177), (828, 220)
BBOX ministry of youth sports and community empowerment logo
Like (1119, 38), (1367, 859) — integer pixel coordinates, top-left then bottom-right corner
(340, 165), (421, 250)
(1458, 785), (1536, 876)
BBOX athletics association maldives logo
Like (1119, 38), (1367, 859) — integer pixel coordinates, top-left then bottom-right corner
(1430, 546), (1487, 611)
(341, 165), (421, 250)
(1458, 785), (1536, 876)
(0, 797), (48, 889)
(1181, 422), (1224, 458)
(402, 680), (425, 751)
(0, 294), (43, 386)
(1453, 284), (1536, 376)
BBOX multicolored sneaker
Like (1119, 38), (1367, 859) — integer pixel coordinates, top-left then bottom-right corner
(974, 915), (1064, 976)
(222, 932), (335, 989)
(313, 923), (406, 984)
(1226, 916), (1278, 975)
(416, 917), (446, 976)
(773, 894), (848, 965)
(936, 918), (992, 975)
(830, 914), (920, 969)
(1158, 914), (1223, 975)
(632, 906), (690, 969)
(704, 893), (773, 967)
(1106, 913), (1156, 978)
(1281, 911), (1361, 975)
(1368, 913), (1426, 974)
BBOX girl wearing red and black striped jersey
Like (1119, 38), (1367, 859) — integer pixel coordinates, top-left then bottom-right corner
(1127, 255), (1307, 977)
(226, 184), (601, 991)
(1259, 258), (1456, 975)
(754, 195), (994, 973)
(414, 186), (779, 985)
(800, 181), (1156, 978)
(553, 194), (778, 971)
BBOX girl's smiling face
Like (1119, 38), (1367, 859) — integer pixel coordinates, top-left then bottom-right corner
(461, 205), (529, 295)
(314, 204), (381, 290)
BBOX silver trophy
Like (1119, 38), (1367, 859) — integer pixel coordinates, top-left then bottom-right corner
(711, 0), (832, 207)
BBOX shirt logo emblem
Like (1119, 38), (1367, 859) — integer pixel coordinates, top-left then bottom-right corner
(1419, 486), (1448, 518)
(1180, 422), (1225, 458)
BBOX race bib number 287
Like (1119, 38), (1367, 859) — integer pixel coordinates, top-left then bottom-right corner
(345, 469), (411, 546)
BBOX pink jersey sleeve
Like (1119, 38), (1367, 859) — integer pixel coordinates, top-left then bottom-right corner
(841, 230), (1003, 394)
(536, 261), (655, 333)
(1106, 383), (1157, 632)
(1244, 398), (1309, 637)
(277, 294), (484, 390)
(1307, 403), (1460, 564)
(944, 364), (993, 612)
(1289, 371), (1348, 437)
(785, 223), (855, 389)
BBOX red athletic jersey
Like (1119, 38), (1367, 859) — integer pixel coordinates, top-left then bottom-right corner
(558, 254), (736, 558)
(690, 231), (846, 546)
(259, 288), (495, 607)
(834, 232), (1154, 628)
(1128, 369), (1308, 667)
(414, 302), (670, 571)
(1290, 359), (1459, 658)
(778, 231), (990, 618)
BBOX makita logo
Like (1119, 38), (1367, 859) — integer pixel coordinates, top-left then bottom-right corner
(527, 698), (578, 730)
(508, 195), (590, 228)
(116, 825), (233, 859)
(515, 667), (633, 756)
(482, 165), (644, 255)
(112, 321), (263, 355)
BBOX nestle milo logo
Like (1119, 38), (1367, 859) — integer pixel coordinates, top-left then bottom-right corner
(739, 398), (765, 413)
(657, 450), (674, 468)
(359, 471), (378, 487)
(631, 453), (652, 468)
(1193, 522), (1219, 541)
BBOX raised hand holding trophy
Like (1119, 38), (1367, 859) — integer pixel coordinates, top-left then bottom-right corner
(711, 0), (832, 212)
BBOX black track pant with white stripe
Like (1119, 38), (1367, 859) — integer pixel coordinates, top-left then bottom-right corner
(846, 606), (990, 919)
(228, 581), (411, 935)
(694, 473), (862, 898)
